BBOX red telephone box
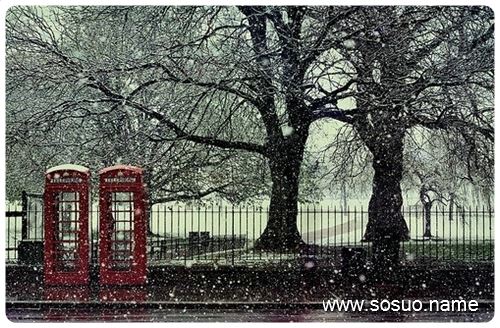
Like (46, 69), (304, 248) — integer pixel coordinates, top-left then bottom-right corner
(99, 165), (147, 285)
(44, 164), (90, 285)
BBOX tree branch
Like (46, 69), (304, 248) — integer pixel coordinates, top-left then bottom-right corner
(152, 184), (230, 204)
(309, 78), (358, 110)
(86, 79), (268, 155)
(409, 114), (494, 142)
(311, 107), (357, 124)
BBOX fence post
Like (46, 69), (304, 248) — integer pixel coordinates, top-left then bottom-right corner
(231, 206), (235, 266)
(21, 191), (28, 240)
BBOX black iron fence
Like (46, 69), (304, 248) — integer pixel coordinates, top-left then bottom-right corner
(5, 202), (494, 266)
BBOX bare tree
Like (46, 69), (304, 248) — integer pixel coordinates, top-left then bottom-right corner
(313, 6), (493, 270)
(6, 7), (274, 206)
(403, 126), (493, 239)
(6, 6), (361, 251)
(6, 6), (493, 263)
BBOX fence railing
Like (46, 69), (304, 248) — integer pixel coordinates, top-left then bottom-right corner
(5, 203), (494, 265)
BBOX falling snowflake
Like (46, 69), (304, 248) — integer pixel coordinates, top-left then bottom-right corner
(281, 125), (294, 137)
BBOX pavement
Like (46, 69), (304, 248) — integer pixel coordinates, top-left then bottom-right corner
(5, 263), (494, 322)
(6, 300), (494, 322)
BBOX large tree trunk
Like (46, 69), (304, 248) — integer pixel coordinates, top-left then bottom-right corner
(423, 202), (433, 238)
(362, 130), (410, 273)
(254, 135), (307, 252)
(420, 187), (433, 238)
(448, 194), (454, 221)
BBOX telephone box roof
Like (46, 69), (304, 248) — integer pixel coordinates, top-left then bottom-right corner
(46, 164), (90, 174)
(99, 165), (143, 175)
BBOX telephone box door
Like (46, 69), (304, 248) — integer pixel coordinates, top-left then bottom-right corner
(99, 165), (147, 285)
(44, 164), (90, 285)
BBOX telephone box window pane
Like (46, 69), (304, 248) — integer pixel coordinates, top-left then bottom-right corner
(55, 192), (80, 272)
(57, 232), (77, 241)
(109, 192), (135, 271)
